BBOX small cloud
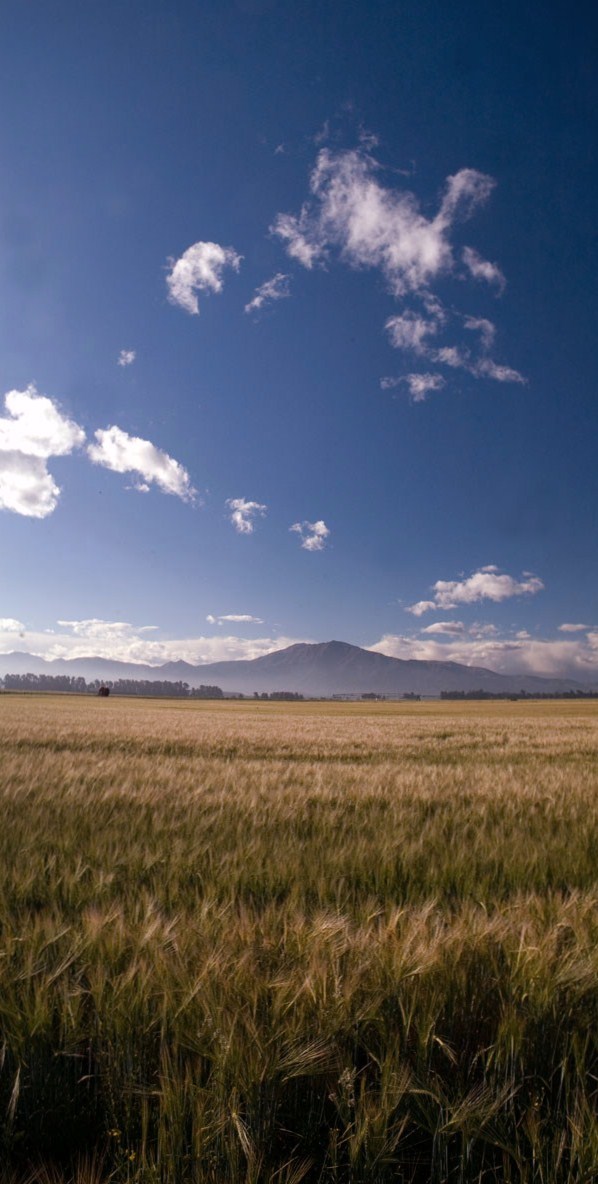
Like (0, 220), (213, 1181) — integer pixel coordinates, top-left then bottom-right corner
(421, 620), (465, 636)
(385, 311), (440, 353)
(463, 316), (496, 351)
(0, 385), (85, 518)
(117, 349), (136, 367)
(469, 622), (499, 638)
(406, 600), (437, 617)
(427, 345), (525, 384)
(88, 426), (196, 502)
(558, 623), (589, 633)
(462, 246), (506, 293)
(274, 143), (286, 155)
(244, 273), (291, 315)
(206, 613), (264, 626)
(290, 519), (330, 551)
(0, 618), (25, 633)
(226, 497), (267, 534)
(166, 241), (242, 315)
(406, 567), (544, 614)
(382, 373), (446, 402)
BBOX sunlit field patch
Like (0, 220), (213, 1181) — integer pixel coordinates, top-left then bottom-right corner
(1, 695), (597, 1183)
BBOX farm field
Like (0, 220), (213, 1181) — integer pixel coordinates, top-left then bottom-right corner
(1, 695), (598, 1183)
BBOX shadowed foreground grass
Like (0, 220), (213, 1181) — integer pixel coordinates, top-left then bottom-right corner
(1, 695), (598, 1183)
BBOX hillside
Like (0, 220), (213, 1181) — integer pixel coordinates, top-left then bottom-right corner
(0, 640), (589, 697)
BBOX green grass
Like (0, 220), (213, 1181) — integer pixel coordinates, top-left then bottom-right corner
(1, 695), (598, 1183)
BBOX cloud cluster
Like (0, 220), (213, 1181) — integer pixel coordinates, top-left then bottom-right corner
(88, 426), (196, 502)
(117, 349), (136, 367)
(271, 144), (523, 397)
(272, 149), (495, 295)
(57, 618), (159, 640)
(290, 519), (330, 551)
(0, 386), (85, 518)
(244, 273), (291, 315)
(407, 566), (544, 615)
(226, 497), (267, 534)
(370, 628), (598, 681)
(166, 241), (242, 315)
(0, 619), (301, 666)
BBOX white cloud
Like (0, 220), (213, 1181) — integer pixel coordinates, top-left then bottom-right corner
(0, 618), (25, 633)
(421, 620), (465, 636)
(117, 349), (136, 367)
(0, 385), (85, 518)
(226, 497), (267, 534)
(290, 519), (330, 551)
(385, 311), (440, 353)
(427, 345), (526, 384)
(0, 386), (85, 458)
(244, 273), (291, 315)
(272, 143), (522, 389)
(462, 246), (506, 293)
(0, 453), (61, 519)
(407, 600), (437, 617)
(272, 147), (495, 297)
(88, 426), (196, 502)
(166, 241), (242, 315)
(558, 623), (589, 633)
(381, 372), (446, 402)
(407, 567), (544, 614)
(206, 613), (264, 626)
(57, 619), (159, 640)
(463, 316), (496, 350)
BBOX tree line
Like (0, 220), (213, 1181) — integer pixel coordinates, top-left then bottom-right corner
(1, 673), (224, 698)
(441, 688), (598, 700)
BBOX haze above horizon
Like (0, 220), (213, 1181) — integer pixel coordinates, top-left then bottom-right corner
(1, 1), (596, 683)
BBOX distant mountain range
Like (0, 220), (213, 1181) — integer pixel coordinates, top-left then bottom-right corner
(0, 640), (592, 697)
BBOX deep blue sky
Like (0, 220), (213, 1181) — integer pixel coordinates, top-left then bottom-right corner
(1, 0), (596, 679)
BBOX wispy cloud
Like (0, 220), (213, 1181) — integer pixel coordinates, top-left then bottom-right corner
(88, 426), (196, 502)
(385, 312), (440, 353)
(290, 519), (330, 551)
(244, 272), (291, 315)
(272, 147), (494, 295)
(0, 385), (85, 518)
(206, 613), (264, 626)
(463, 316), (496, 351)
(462, 246), (506, 293)
(381, 373), (446, 402)
(117, 349), (136, 367)
(166, 241), (242, 315)
(558, 623), (590, 633)
(226, 497), (267, 534)
(407, 567), (544, 615)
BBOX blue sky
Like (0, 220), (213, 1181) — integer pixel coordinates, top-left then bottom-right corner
(1, 0), (597, 679)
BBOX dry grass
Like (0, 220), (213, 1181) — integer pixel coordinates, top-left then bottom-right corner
(0, 694), (597, 1182)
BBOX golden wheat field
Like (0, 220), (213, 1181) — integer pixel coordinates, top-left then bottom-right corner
(1, 693), (598, 1184)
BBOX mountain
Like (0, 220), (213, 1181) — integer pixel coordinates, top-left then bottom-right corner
(0, 640), (590, 696)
